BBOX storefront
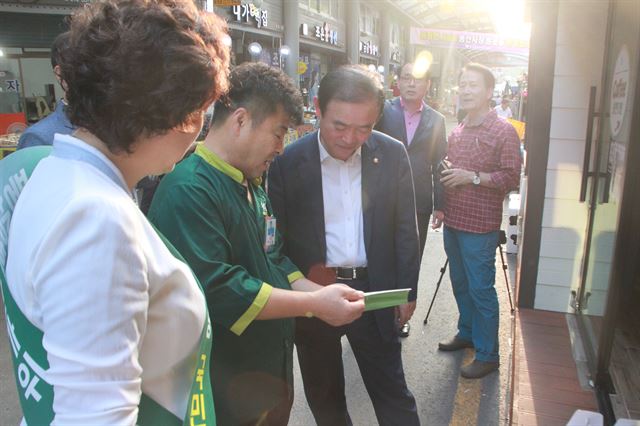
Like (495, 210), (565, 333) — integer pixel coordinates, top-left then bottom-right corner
(1, 0), (413, 148)
(519, 0), (640, 421)
(358, 37), (380, 67)
(296, 1), (345, 107)
(298, 24), (345, 107)
(358, 2), (381, 69)
(211, 1), (284, 68)
(0, 2), (75, 151)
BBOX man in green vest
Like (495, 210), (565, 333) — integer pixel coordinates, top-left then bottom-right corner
(148, 63), (365, 426)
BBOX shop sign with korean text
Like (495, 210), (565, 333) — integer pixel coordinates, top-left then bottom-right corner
(232, 4), (267, 29)
(300, 22), (338, 46)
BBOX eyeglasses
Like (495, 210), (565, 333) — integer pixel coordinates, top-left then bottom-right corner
(399, 75), (426, 83)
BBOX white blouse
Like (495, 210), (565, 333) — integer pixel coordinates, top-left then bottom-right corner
(6, 135), (206, 425)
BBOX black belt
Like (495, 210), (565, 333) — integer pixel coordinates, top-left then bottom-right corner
(334, 267), (368, 280)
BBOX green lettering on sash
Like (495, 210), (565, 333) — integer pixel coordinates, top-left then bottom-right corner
(1, 148), (216, 426)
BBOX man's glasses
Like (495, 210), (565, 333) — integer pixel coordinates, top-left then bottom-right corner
(399, 75), (426, 83)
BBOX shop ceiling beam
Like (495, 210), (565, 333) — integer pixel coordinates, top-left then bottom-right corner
(383, 0), (424, 29)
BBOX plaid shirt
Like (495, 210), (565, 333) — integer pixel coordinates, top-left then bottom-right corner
(444, 110), (522, 233)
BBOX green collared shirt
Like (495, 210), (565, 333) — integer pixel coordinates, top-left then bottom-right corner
(148, 143), (301, 424)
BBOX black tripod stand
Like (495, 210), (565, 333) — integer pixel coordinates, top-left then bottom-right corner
(423, 230), (515, 326)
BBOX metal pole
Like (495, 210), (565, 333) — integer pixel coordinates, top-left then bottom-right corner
(423, 259), (449, 325)
(498, 245), (515, 313)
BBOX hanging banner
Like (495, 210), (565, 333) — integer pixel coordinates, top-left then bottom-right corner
(410, 28), (529, 55)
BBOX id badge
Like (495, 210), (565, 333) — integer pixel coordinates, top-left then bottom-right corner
(264, 216), (276, 251)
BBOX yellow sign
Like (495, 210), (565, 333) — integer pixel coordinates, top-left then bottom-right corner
(297, 61), (308, 75)
(507, 118), (526, 141)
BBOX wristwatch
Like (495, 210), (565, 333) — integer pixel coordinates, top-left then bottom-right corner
(472, 171), (481, 185)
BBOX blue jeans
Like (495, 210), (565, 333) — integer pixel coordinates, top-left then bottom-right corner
(443, 226), (499, 362)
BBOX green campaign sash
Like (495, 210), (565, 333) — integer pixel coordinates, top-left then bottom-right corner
(0, 147), (216, 425)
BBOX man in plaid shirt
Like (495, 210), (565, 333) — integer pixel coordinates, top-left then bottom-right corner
(436, 63), (521, 379)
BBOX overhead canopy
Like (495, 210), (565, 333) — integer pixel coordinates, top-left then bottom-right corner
(390, 0), (495, 32)
(388, 0), (529, 68)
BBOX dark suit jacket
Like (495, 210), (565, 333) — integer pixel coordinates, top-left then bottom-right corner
(268, 130), (420, 340)
(376, 97), (447, 215)
(17, 100), (74, 150)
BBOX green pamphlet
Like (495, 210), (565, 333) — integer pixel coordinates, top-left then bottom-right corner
(364, 288), (411, 312)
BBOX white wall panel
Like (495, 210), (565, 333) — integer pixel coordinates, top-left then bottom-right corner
(549, 107), (589, 141)
(545, 169), (583, 200)
(537, 257), (581, 287)
(551, 75), (593, 109)
(541, 198), (588, 229)
(538, 227), (585, 260)
(534, 284), (573, 312)
(546, 139), (585, 172)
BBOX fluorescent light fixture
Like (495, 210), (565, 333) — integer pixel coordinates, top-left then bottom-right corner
(248, 42), (262, 56)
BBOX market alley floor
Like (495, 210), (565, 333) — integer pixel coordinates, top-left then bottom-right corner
(289, 228), (517, 426)
(0, 227), (516, 426)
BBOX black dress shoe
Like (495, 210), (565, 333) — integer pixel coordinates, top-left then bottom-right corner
(460, 359), (499, 379)
(399, 322), (410, 337)
(438, 337), (474, 351)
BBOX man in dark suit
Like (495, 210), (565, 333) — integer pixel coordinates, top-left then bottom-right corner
(269, 65), (420, 426)
(376, 62), (447, 337)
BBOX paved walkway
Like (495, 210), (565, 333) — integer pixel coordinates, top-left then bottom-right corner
(289, 228), (516, 425)
(0, 229), (515, 426)
(1, 211), (598, 425)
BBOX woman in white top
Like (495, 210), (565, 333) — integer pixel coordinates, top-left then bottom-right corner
(5, 0), (230, 424)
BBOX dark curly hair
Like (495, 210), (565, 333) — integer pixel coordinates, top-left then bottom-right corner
(61, 0), (230, 153)
(211, 62), (303, 129)
(316, 65), (384, 117)
(51, 31), (70, 69)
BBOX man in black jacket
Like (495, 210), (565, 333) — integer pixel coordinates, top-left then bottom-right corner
(376, 62), (447, 337)
(269, 65), (421, 426)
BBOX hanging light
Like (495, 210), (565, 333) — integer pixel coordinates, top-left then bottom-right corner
(279, 45), (290, 57)
(248, 42), (262, 56)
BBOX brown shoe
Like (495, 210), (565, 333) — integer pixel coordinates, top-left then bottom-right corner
(460, 359), (499, 379)
(438, 337), (474, 351)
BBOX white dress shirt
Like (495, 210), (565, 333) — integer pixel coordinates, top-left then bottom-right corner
(318, 132), (367, 267)
(6, 135), (206, 425)
(494, 105), (513, 119)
